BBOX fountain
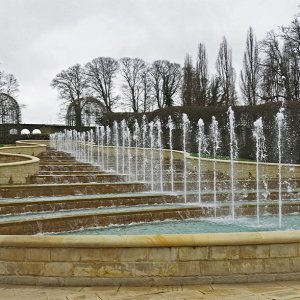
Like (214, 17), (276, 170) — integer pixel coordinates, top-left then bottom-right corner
(113, 121), (119, 173)
(133, 120), (140, 181)
(142, 115), (148, 182)
(155, 118), (163, 192)
(167, 116), (175, 192)
(182, 113), (190, 203)
(276, 108), (285, 228)
(253, 117), (265, 224)
(197, 118), (205, 204)
(228, 106), (238, 219)
(210, 116), (220, 217)
(1, 107), (300, 286)
(121, 120), (126, 174)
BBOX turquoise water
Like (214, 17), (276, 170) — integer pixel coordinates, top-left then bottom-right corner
(52, 213), (300, 235)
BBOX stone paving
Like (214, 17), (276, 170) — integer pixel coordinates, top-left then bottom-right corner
(1, 281), (300, 300)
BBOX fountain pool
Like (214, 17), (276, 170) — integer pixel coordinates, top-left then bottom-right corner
(53, 213), (300, 235)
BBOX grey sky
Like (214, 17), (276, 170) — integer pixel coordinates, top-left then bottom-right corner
(0, 0), (298, 124)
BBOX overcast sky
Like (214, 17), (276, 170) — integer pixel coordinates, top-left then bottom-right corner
(0, 0), (299, 124)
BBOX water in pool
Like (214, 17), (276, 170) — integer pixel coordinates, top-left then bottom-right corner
(51, 213), (300, 235)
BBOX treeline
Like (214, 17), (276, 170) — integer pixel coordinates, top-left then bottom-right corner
(50, 58), (182, 117)
(183, 18), (300, 107)
(51, 15), (300, 128)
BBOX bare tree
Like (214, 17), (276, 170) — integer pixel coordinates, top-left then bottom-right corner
(4, 74), (19, 97)
(150, 60), (182, 108)
(120, 57), (146, 112)
(51, 64), (88, 130)
(216, 37), (236, 106)
(281, 17), (300, 58)
(281, 18), (300, 101)
(140, 65), (153, 112)
(193, 43), (209, 106)
(85, 57), (119, 112)
(182, 54), (194, 106)
(208, 75), (220, 106)
(240, 27), (261, 106)
(260, 31), (288, 102)
(150, 60), (164, 108)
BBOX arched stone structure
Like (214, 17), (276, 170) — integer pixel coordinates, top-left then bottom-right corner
(0, 124), (95, 144)
(0, 93), (21, 125)
(66, 97), (106, 127)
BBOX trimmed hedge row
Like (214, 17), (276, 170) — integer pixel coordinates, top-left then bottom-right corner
(100, 102), (300, 163)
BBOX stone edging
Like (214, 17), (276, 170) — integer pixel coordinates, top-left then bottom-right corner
(1, 230), (300, 248)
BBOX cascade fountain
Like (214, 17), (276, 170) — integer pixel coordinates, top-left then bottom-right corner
(48, 107), (295, 226)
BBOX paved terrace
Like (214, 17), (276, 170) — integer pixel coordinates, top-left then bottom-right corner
(1, 281), (300, 299)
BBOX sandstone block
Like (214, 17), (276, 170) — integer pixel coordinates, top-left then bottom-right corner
(178, 247), (208, 261)
(97, 262), (134, 277)
(148, 248), (177, 261)
(240, 245), (270, 259)
(26, 248), (50, 262)
(264, 258), (291, 273)
(229, 259), (264, 274)
(51, 248), (81, 262)
(0, 248), (25, 261)
(44, 262), (74, 276)
(270, 244), (298, 258)
(200, 261), (230, 275)
(210, 246), (240, 260)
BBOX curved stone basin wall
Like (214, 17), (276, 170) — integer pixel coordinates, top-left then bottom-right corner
(0, 140), (47, 185)
(0, 232), (299, 286)
(98, 146), (300, 179)
(0, 153), (40, 185)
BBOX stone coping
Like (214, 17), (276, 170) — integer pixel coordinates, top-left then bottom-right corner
(1, 230), (300, 248)
(0, 152), (39, 167)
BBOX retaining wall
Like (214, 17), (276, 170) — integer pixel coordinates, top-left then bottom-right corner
(0, 232), (300, 286)
(0, 140), (47, 184)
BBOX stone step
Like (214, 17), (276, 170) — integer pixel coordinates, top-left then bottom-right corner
(39, 161), (90, 165)
(28, 174), (128, 184)
(37, 171), (107, 175)
(0, 193), (182, 215)
(0, 205), (209, 234)
(0, 182), (148, 198)
(39, 165), (101, 171)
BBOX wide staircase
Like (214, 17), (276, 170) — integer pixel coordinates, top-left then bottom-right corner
(0, 149), (209, 235)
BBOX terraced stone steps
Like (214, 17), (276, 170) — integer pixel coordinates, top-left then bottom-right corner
(28, 173), (129, 184)
(0, 193), (182, 214)
(0, 205), (209, 234)
(0, 182), (148, 198)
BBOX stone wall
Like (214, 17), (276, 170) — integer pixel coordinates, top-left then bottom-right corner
(0, 153), (39, 185)
(0, 140), (47, 184)
(97, 146), (300, 179)
(0, 233), (300, 286)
